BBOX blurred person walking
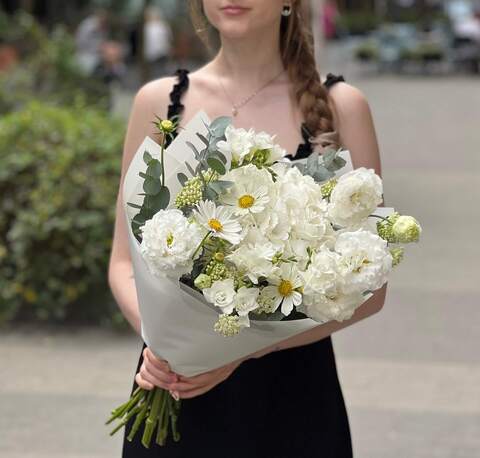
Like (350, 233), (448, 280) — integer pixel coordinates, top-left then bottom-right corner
(143, 6), (172, 78)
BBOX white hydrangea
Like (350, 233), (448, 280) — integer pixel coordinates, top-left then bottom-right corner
(335, 229), (392, 294)
(328, 167), (383, 227)
(226, 242), (276, 284)
(140, 209), (204, 278)
(216, 124), (255, 165)
(234, 286), (260, 316)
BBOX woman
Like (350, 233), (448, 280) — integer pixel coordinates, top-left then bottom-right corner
(109, 1), (387, 456)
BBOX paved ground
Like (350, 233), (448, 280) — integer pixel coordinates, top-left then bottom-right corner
(1, 43), (479, 457)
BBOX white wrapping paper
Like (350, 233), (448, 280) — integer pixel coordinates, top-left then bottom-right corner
(123, 110), (394, 377)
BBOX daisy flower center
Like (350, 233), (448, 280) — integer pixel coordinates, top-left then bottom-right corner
(208, 218), (223, 232)
(166, 232), (174, 247)
(278, 279), (293, 297)
(238, 194), (255, 209)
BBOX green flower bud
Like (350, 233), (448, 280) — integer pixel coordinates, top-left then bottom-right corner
(214, 314), (241, 337)
(194, 273), (212, 290)
(160, 119), (174, 133)
(392, 215), (422, 243)
(390, 247), (404, 267)
(214, 252), (225, 262)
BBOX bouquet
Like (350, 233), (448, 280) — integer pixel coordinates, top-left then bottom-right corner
(106, 110), (422, 447)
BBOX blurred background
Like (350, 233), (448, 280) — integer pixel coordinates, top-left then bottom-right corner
(0, 0), (479, 457)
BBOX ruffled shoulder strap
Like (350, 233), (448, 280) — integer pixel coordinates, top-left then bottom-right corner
(167, 68), (190, 120)
(323, 72), (345, 90)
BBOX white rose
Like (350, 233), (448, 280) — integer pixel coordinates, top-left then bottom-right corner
(203, 278), (236, 314)
(140, 209), (204, 278)
(216, 125), (255, 165)
(335, 229), (392, 294)
(328, 167), (383, 227)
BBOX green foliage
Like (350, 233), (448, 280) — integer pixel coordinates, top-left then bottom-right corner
(0, 11), (110, 114)
(0, 101), (124, 325)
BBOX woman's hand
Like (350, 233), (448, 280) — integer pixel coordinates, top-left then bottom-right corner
(135, 347), (179, 391)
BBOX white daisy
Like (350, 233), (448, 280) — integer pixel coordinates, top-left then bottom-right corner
(220, 183), (270, 216)
(193, 200), (243, 245)
(263, 262), (303, 316)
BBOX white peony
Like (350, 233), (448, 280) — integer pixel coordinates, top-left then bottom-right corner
(203, 278), (236, 314)
(299, 288), (365, 322)
(301, 249), (341, 305)
(217, 124), (255, 165)
(328, 167), (383, 227)
(226, 242), (276, 284)
(140, 209), (204, 278)
(335, 229), (392, 294)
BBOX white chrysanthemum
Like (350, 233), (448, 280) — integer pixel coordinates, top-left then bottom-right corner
(140, 209), (204, 278)
(299, 288), (364, 322)
(203, 278), (236, 314)
(301, 249), (341, 304)
(193, 200), (243, 245)
(234, 286), (260, 316)
(226, 242), (276, 284)
(335, 229), (392, 294)
(263, 262), (303, 316)
(328, 167), (383, 227)
(216, 124), (255, 165)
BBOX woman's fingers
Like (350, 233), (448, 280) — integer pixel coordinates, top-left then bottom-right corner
(176, 382), (218, 399)
(137, 362), (172, 390)
(143, 347), (172, 372)
(135, 372), (153, 390)
(143, 357), (178, 384)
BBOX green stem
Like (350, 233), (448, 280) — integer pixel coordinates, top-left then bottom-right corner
(160, 133), (166, 187)
(106, 387), (144, 424)
(191, 231), (212, 260)
(369, 214), (389, 222)
(155, 389), (169, 445)
(109, 404), (142, 436)
(127, 389), (154, 442)
(141, 388), (164, 448)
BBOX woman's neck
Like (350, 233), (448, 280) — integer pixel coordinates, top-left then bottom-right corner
(211, 29), (286, 87)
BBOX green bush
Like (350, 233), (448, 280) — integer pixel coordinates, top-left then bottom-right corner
(0, 11), (110, 114)
(0, 100), (124, 325)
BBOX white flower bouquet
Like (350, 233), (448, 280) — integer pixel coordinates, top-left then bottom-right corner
(106, 111), (422, 447)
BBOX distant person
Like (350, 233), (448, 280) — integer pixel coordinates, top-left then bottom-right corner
(322, 0), (339, 40)
(143, 6), (172, 77)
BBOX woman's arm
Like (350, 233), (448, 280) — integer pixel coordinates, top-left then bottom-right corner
(255, 82), (387, 356)
(108, 77), (175, 335)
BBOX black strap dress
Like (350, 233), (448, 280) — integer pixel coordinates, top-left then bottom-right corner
(122, 68), (352, 458)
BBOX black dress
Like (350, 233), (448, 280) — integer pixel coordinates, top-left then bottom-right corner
(122, 68), (352, 458)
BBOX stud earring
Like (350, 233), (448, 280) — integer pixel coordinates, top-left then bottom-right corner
(281, 3), (292, 16)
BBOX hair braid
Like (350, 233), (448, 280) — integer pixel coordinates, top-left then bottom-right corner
(188, 0), (340, 150)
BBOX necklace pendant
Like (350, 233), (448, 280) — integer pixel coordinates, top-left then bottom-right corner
(232, 107), (238, 117)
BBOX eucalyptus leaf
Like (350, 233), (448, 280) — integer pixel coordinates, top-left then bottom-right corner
(208, 116), (231, 137)
(185, 161), (196, 177)
(210, 150), (227, 164)
(150, 186), (170, 210)
(143, 150), (152, 164)
(139, 171), (148, 179)
(127, 202), (142, 209)
(143, 176), (162, 195)
(186, 141), (201, 160)
(204, 187), (217, 200)
(196, 132), (210, 147)
(207, 157), (226, 175)
(146, 159), (162, 178)
(177, 172), (188, 186)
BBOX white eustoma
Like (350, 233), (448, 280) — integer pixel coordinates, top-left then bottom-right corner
(193, 200), (243, 245)
(335, 229), (392, 294)
(203, 278), (236, 314)
(328, 167), (383, 227)
(299, 288), (364, 322)
(234, 286), (260, 316)
(253, 131), (275, 150)
(140, 209), (204, 278)
(301, 249), (341, 304)
(216, 124), (255, 165)
(226, 242), (277, 284)
(263, 262), (303, 316)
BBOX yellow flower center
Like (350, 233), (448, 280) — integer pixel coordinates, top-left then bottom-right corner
(160, 119), (174, 132)
(208, 218), (223, 232)
(238, 194), (255, 209)
(166, 232), (174, 247)
(350, 192), (361, 204)
(278, 279), (293, 297)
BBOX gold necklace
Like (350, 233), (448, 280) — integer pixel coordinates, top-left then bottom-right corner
(217, 68), (286, 117)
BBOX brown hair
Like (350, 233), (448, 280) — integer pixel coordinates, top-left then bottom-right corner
(188, 0), (340, 151)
